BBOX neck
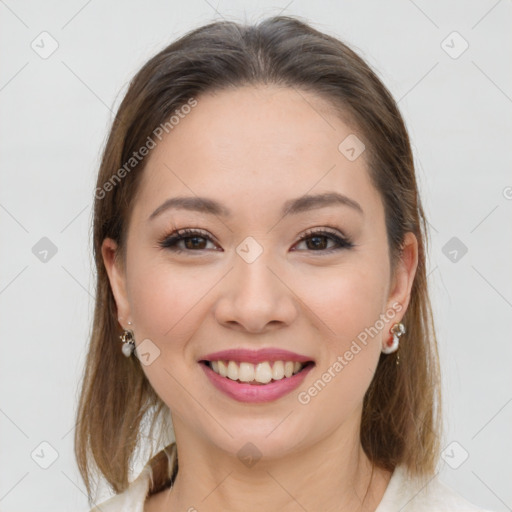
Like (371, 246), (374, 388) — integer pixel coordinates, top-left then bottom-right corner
(151, 416), (392, 512)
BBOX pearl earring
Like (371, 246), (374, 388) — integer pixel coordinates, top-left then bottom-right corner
(382, 322), (405, 355)
(120, 321), (135, 357)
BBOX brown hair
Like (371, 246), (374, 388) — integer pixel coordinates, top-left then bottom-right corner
(75, 15), (442, 501)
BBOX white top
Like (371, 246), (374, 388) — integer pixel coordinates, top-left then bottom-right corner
(90, 444), (494, 512)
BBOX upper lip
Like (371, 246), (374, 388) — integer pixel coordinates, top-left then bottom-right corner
(199, 348), (314, 364)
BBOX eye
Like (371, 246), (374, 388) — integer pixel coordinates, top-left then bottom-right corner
(158, 228), (219, 253)
(159, 227), (354, 255)
(292, 228), (354, 253)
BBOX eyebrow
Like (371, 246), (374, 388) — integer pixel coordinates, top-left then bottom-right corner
(148, 191), (364, 221)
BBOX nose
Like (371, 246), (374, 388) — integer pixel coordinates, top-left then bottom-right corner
(214, 254), (298, 334)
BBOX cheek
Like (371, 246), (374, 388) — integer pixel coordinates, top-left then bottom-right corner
(298, 259), (389, 347)
(294, 267), (387, 428)
(127, 258), (215, 343)
(291, 256), (389, 406)
(124, 259), (213, 410)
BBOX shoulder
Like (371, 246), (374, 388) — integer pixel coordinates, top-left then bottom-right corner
(88, 465), (152, 512)
(376, 464), (496, 512)
(88, 443), (177, 512)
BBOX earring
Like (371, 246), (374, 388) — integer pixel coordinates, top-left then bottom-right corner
(382, 322), (405, 355)
(120, 321), (135, 357)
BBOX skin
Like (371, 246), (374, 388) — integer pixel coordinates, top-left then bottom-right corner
(102, 85), (418, 512)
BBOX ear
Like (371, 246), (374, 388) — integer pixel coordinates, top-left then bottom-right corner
(101, 238), (132, 328)
(384, 231), (419, 336)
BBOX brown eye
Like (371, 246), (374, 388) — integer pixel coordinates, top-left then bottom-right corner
(304, 235), (330, 250)
(183, 235), (207, 250)
(293, 229), (354, 253)
(159, 229), (218, 253)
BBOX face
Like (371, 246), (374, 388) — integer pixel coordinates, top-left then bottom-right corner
(103, 85), (417, 462)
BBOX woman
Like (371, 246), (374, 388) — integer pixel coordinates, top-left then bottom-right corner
(75, 15), (493, 512)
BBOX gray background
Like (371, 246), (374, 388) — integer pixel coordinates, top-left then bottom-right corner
(1, 1), (511, 511)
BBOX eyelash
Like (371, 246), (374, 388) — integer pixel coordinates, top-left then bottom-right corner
(158, 227), (354, 254)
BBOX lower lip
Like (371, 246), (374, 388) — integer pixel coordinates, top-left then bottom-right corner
(200, 362), (314, 403)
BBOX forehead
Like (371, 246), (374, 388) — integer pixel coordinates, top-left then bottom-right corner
(134, 85), (382, 222)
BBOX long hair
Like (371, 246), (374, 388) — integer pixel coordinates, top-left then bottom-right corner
(75, 15), (442, 501)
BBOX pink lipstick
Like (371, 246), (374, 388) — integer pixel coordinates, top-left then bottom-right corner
(198, 348), (315, 403)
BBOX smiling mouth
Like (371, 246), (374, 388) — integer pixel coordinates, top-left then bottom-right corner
(200, 360), (315, 385)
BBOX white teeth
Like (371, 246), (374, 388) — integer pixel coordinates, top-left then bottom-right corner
(218, 360), (227, 377)
(238, 362), (255, 382)
(284, 361), (294, 378)
(255, 362), (273, 384)
(208, 360), (306, 383)
(227, 361), (238, 381)
(272, 360), (285, 380)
